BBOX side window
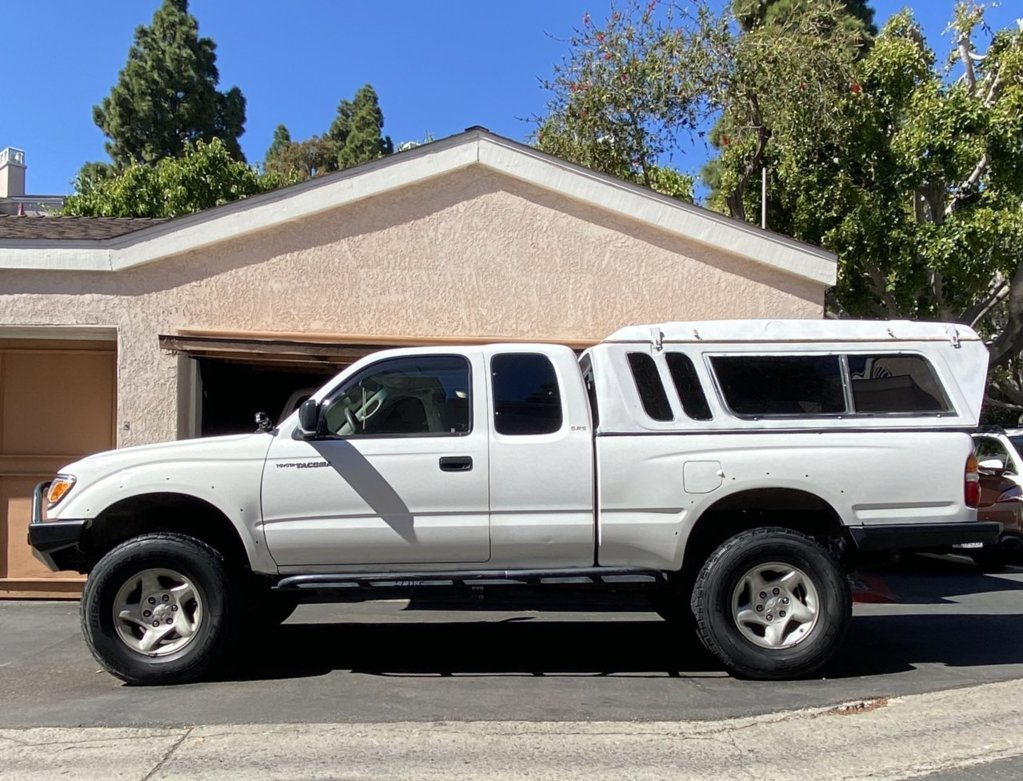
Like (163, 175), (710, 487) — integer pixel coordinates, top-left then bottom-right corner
(491, 353), (562, 435)
(665, 352), (713, 420)
(847, 354), (951, 413)
(711, 355), (844, 416)
(627, 353), (673, 421)
(321, 355), (470, 436)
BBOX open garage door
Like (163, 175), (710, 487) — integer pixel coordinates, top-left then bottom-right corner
(1, 339), (115, 598)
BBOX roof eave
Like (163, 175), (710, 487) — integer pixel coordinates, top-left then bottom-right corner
(0, 129), (835, 287)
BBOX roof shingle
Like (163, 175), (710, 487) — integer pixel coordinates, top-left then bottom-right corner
(0, 215), (166, 241)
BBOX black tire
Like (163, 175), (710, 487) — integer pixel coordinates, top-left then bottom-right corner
(81, 533), (233, 685)
(691, 527), (851, 680)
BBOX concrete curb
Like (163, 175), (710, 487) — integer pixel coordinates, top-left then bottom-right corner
(2, 677), (1023, 780)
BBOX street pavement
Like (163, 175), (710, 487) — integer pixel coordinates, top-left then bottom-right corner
(1, 554), (1021, 779)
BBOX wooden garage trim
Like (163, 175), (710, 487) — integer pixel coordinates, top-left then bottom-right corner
(160, 329), (599, 366)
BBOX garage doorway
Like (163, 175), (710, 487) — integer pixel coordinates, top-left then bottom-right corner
(197, 359), (336, 436)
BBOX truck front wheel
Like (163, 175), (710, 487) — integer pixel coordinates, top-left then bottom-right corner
(691, 527), (850, 680)
(81, 533), (233, 685)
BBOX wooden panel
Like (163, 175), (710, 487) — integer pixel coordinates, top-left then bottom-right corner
(2, 350), (116, 456)
(1, 475), (83, 585)
(1, 342), (115, 598)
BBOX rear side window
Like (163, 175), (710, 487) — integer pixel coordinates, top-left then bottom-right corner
(848, 354), (951, 413)
(711, 355), (844, 416)
(491, 353), (563, 435)
(627, 352), (673, 422)
(666, 353), (713, 420)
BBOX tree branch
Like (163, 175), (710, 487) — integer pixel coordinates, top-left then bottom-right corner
(726, 92), (770, 223)
(957, 27), (977, 93)
(986, 262), (1023, 367)
(963, 276), (1008, 328)
(865, 264), (900, 317)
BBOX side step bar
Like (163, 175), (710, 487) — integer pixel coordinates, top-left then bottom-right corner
(274, 567), (666, 592)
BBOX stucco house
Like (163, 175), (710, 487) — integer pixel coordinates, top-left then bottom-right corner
(0, 127), (836, 596)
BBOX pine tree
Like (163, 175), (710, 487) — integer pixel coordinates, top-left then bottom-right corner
(93, 0), (246, 167)
(266, 84), (394, 181)
(265, 125), (293, 165)
(334, 85), (394, 170)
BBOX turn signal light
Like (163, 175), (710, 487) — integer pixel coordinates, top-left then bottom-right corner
(47, 476), (76, 507)
(964, 453), (980, 508)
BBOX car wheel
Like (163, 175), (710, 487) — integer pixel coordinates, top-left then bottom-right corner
(691, 527), (851, 680)
(81, 533), (233, 685)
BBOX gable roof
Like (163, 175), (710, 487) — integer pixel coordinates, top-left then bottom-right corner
(0, 128), (836, 286)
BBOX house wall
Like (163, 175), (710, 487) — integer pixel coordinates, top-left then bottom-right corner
(0, 167), (825, 447)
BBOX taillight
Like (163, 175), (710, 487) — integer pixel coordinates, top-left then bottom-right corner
(965, 453), (980, 508)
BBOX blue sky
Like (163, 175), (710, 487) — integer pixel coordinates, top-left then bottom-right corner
(3, 1), (1020, 198)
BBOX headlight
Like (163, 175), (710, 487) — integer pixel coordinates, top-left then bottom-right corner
(47, 475), (76, 507)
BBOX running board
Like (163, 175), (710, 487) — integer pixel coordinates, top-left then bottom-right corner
(274, 567), (666, 592)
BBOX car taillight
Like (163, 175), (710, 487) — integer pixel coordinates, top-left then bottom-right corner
(965, 453), (980, 508)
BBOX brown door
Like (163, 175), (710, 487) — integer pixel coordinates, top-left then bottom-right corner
(0, 340), (116, 598)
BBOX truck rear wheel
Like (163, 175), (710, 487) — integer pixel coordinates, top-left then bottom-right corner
(81, 533), (233, 685)
(691, 527), (850, 680)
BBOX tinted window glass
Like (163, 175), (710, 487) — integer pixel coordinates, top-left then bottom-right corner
(492, 353), (563, 435)
(666, 352), (713, 420)
(848, 354), (951, 413)
(711, 355), (844, 416)
(627, 353), (673, 422)
(322, 356), (470, 436)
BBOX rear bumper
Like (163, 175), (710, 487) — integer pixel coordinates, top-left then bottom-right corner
(27, 481), (88, 572)
(849, 522), (1002, 553)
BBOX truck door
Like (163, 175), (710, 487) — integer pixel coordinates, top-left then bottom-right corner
(485, 347), (595, 567)
(261, 352), (490, 567)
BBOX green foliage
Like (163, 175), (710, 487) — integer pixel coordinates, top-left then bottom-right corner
(538, 0), (1023, 415)
(534, 0), (727, 201)
(93, 0), (246, 168)
(265, 84), (393, 181)
(335, 85), (395, 169)
(63, 138), (294, 218)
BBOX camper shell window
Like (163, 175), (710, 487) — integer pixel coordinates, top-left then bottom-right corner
(709, 352), (952, 418)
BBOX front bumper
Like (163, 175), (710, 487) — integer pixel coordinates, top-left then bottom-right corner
(27, 481), (89, 572)
(849, 522), (1002, 553)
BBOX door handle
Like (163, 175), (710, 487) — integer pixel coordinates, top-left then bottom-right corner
(439, 456), (473, 472)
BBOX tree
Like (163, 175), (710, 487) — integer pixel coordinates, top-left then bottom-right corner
(266, 84), (394, 181)
(93, 0), (246, 168)
(63, 138), (293, 218)
(538, 1), (1023, 417)
(333, 85), (395, 169)
(534, 2), (721, 201)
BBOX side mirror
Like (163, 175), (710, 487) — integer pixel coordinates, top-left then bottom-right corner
(297, 398), (320, 438)
(978, 457), (1006, 473)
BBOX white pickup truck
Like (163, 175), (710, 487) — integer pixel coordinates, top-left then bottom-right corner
(29, 320), (998, 685)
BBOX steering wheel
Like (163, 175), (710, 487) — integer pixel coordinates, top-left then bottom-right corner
(344, 406), (358, 433)
(362, 388), (387, 420)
